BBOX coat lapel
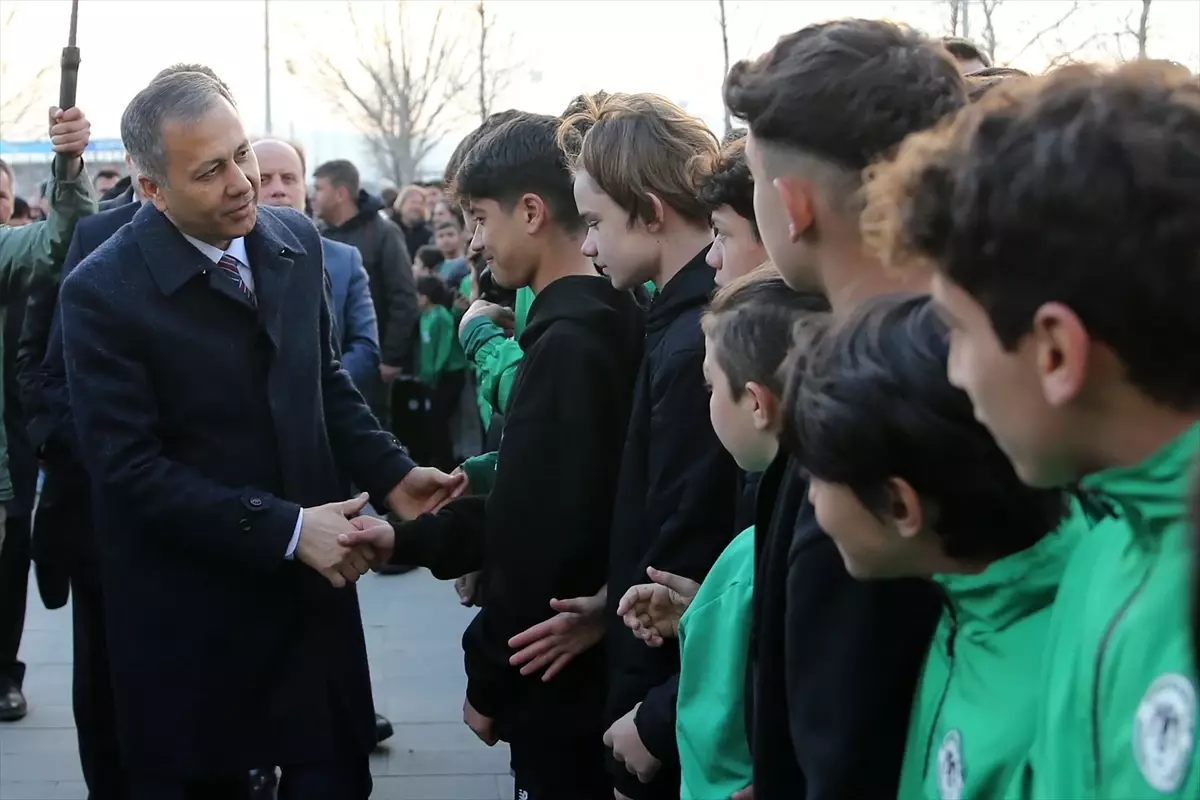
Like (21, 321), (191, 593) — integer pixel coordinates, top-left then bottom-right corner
(244, 207), (308, 352)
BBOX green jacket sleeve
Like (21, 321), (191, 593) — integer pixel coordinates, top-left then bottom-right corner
(0, 161), (96, 293)
(460, 315), (522, 417)
(459, 451), (497, 496)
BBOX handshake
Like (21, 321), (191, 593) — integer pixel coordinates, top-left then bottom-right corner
(295, 466), (466, 588)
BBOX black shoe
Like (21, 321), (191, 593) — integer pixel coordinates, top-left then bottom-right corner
(377, 564), (418, 575)
(0, 676), (27, 722)
(248, 767), (277, 799)
(374, 713), (394, 747)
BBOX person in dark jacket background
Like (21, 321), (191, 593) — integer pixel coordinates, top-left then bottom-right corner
(311, 159), (418, 425)
(722, 19), (966, 799)
(561, 92), (739, 800)
(341, 112), (645, 800)
(391, 184), (433, 258)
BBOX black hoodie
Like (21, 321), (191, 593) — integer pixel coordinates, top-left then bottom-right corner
(748, 452), (941, 798)
(383, 274), (644, 742)
(321, 190), (418, 369)
(604, 249), (740, 799)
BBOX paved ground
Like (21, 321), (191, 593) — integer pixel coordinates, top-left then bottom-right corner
(0, 569), (514, 800)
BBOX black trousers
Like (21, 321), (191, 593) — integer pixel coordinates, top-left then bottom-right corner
(71, 568), (131, 799)
(509, 733), (611, 800)
(0, 513), (30, 687)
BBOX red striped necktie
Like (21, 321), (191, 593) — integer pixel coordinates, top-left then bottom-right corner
(216, 253), (255, 305)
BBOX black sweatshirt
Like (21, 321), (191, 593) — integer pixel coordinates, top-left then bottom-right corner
(603, 250), (740, 800)
(384, 274), (644, 743)
(748, 452), (942, 798)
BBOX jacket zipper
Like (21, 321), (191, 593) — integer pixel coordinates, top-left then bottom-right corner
(1091, 563), (1153, 789)
(923, 591), (959, 779)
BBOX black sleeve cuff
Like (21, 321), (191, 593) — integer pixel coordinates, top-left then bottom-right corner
(635, 673), (681, 766)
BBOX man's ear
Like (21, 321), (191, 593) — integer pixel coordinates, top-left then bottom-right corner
(644, 192), (667, 234)
(1031, 302), (1089, 409)
(139, 175), (166, 212)
(775, 177), (814, 243)
(744, 381), (778, 432)
(521, 192), (549, 234)
(885, 477), (924, 540)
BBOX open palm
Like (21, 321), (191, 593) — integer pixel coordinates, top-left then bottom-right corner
(617, 567), (700, 647)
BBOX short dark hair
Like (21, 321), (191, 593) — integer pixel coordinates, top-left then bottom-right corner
(436, 219), (461, 233)
(313, 159), (360, 197)
(865, 61), (1200, 409)
(415, 245), (445, 270)
(94, 168), (121, 184)
(381, 186), (399, 207)
(702, 265), (829, 399)
(942, 37), (992, 69)
(790, 293), (1066, 560)
(416, 274), (451, 306)
(443, 109), (526, 188)
(456, 113), (583, 234)
(724, 19), (966, 171)
(700, 136), (758, 240)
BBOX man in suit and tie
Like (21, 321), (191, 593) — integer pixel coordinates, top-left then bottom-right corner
(58, 69), (461, 799)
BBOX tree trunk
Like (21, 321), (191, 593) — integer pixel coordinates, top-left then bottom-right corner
(1137, 0), (1151, 59)
(718, 0), (732, 138)
(477, 1), (488, 122)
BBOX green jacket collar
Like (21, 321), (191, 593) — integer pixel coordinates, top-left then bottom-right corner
(935, 521), (1078, 632)
(1080, 421), (1200, 542)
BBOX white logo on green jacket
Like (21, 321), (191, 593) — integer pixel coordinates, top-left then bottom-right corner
(937, 729), (965, 800)
(1133, 673), (1196, 793)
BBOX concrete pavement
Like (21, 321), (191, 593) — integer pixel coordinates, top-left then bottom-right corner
(0, 569), (514, 800)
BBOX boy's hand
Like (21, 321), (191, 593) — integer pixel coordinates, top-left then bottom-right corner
(508, 588), (606, 681)
(604, 703), (661, 783)
(616, 567), (700, 647)
(459, 300), (514, 336)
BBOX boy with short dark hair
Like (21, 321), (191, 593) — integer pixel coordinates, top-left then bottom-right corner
(864, 60), (1200, 799)
(434, 219), (469, 285)
(791, 293), (1076, 800)
(559, 91), (740, 800)
(722, 18), (966, 797)
(415, 275), (467, 472)
(699, 134), (767, 288)
(413, 244), (444, 278)
(342, 112), (644, 800)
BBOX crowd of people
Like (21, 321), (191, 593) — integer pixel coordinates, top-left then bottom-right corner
(0, 15), (1198, 800)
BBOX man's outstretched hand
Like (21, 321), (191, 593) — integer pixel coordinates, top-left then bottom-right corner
(387, 466), (467, 520)
(338, 516), (396, 569)
(616, 567), (700, 647)
(508, 587), (607, 681)
(296, 493), (376, 588)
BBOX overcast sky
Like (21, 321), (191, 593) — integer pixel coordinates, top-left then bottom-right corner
(2, 0), (1198, 181)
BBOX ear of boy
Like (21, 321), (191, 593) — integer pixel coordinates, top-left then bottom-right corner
(745, 381), (777, 432)
(887, 478), (925, 540)
(1031, 301), (1091, 409)
(775, 177), (815, 243)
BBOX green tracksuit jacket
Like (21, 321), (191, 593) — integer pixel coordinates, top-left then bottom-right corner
(676, 526), (755, 799)
(898, 522), (1080, 799)
(1016, 422), (1200, 799)
(417, 304), (467, 388)
(0, 163), (95, 502)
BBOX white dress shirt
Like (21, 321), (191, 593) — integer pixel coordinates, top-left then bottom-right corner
(181, 233), (305, 559)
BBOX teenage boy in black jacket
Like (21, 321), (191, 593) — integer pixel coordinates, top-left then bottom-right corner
(341, 113), (644, 800)
(560, 92), (740, 800)
(721, 19), (968, 799)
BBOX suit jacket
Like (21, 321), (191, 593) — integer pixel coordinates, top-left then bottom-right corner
(58, 202), (415, 778)
(17, 201), (140, 576)
(321, 237), (380, 395)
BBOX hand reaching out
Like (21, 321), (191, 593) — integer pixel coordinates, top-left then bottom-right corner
(387, 466), (468, 520)
(508, 587), (607, 682)
(338, 515), (395, 569)
(616, 567), (701, 647)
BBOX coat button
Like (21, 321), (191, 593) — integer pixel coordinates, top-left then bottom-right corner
(249, 497), (263, 508)
(239, 518), (252, 531)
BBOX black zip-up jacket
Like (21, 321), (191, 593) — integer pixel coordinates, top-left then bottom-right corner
(748, 452), (941, 798)
(604, 250), (740, 799)
(381, 274), (644, 743)
(322, 191), (418, 369)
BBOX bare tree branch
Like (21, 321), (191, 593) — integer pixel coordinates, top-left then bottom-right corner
(979, 0), (1001, 66)
(294, 0), (486, 186)
(718, 0), (732, 138)
(1005, 0), (1082, 66)
(472, 0), (518, 123)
